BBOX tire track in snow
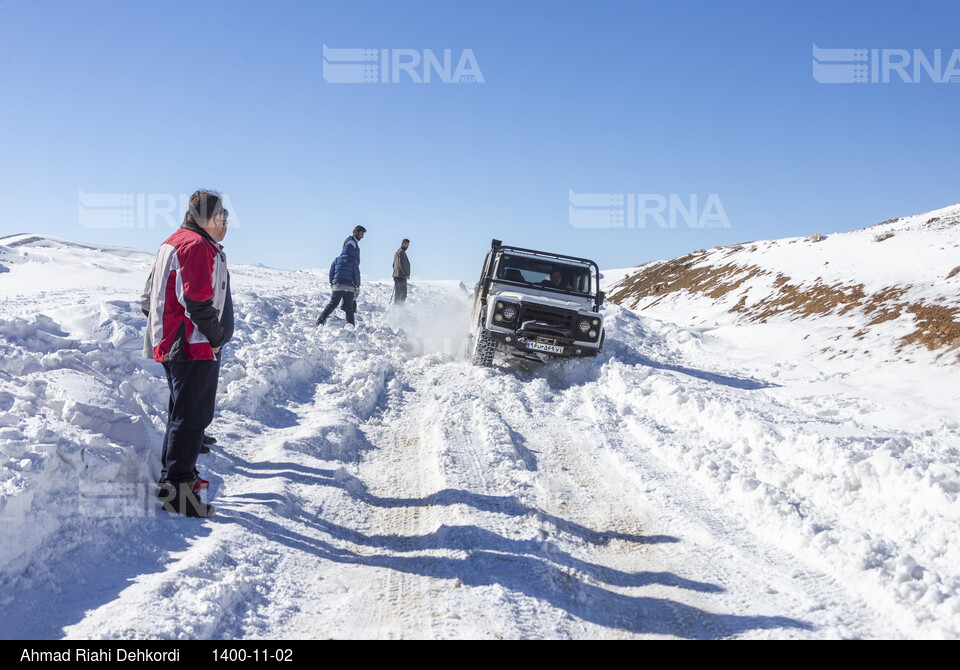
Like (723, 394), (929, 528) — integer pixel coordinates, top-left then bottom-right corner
(569, 367), (904, 638)
(373, 361), (799, 638)
(481, 375), (698, 637)
(430, 362), (829, 638)
(425, 372), (556, 639)
(340, 361), (590, 639)
(376, 363), (551, 639)
(345, 368), (452, 639)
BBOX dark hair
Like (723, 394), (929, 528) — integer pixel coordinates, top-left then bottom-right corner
(402, 238), (410, 244)
(183, 190), (223, 227)
(353, 225), (367, 234)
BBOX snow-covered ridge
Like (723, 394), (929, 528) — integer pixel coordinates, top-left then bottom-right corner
(607, 203), (960, 364)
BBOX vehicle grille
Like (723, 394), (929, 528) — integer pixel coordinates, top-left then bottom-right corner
(518, 303), (577, 335)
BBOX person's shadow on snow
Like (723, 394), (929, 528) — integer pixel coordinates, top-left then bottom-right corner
(212, 471), (814, 638)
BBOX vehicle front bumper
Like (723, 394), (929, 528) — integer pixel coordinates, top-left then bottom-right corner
(486, 329), (601, 358)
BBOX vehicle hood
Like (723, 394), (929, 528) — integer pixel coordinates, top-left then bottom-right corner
(493, 289), (593, 313)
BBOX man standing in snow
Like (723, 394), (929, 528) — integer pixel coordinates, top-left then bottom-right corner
(147, 190), (233, 518)
(141, 261), (232, 456)
(392, 238), (411, 304)
(317, 226), (365, 326)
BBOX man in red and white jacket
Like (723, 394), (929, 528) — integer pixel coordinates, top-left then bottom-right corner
(148, 226), (228, 361)
(147, 190), (233, 518)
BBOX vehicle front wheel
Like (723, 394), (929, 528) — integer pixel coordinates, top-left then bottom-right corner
(471, 324), (495, 366)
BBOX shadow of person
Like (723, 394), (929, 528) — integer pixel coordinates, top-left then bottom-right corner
(212, 508), (813, 639)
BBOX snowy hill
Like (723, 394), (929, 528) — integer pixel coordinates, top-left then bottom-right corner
(607, 204), (960, 366)
(1, 230), (959, 639)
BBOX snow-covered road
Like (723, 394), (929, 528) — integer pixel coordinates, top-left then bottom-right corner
(1, 237), (958, 639)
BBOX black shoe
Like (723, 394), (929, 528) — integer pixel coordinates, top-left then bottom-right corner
(157, 481), (215, 518)
(199, 444), (210, 454)
(203, 434), (217, 445)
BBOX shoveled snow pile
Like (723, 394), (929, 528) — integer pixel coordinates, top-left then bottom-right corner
(0, 228), (958, 639)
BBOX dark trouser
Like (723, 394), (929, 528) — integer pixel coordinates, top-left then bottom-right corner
(320, 290), (356, 324)
(160, 359), (219, 484)
(392, 277), (407, 304)
(208, 349), (222, 437)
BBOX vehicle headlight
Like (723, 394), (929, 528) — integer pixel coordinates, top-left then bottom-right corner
(589, 330), (597, 338)
(494, 313), (503, 322)
(502, 305), (517, 320)
(578, 319), (591, 333)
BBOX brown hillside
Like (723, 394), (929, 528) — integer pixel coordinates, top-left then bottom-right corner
(609, 249), (960, 360)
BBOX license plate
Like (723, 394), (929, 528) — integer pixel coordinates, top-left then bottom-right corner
(525, 341), (564, 354)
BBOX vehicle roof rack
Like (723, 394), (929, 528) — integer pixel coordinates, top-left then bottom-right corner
(496, 245), (598, 270)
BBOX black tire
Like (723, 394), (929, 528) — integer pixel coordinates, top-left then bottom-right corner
(471, 324), (495, 367)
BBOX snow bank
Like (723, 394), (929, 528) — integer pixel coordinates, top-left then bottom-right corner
(591, 305), (960, 636)
(0, 311), (166, 576)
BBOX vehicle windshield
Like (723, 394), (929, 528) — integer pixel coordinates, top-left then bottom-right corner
(494, 254), (595, 295)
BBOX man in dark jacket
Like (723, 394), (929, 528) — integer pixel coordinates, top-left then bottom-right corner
(146, 190), (233, 518)
(317, 226), (365, 326)
(392, 238), (411, 304)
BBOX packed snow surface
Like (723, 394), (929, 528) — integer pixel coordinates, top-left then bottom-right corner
(0, 231), (958, 639)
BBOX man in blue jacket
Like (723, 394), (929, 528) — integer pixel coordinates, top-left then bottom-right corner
(317, 226), (365, 326)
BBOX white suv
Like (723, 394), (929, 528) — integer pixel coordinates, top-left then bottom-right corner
(469, 240), (605, 366)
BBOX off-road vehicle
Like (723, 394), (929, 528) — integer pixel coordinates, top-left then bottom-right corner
(469, 239), (605, 366)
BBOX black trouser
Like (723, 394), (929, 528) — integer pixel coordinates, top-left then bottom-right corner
(320, 290), (356, 324)
(160, 358), (219, 484)
(392, 277), (407, 303)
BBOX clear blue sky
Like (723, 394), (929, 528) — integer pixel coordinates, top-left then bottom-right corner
(1, 0), (958, 281)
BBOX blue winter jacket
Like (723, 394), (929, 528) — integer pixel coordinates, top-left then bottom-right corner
(329, 236), (361, 287)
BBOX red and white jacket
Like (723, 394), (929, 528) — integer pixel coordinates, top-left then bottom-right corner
(147, 224), (228, 362)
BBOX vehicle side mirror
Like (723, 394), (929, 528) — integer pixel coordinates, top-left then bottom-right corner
(597, 290), (605, 307)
